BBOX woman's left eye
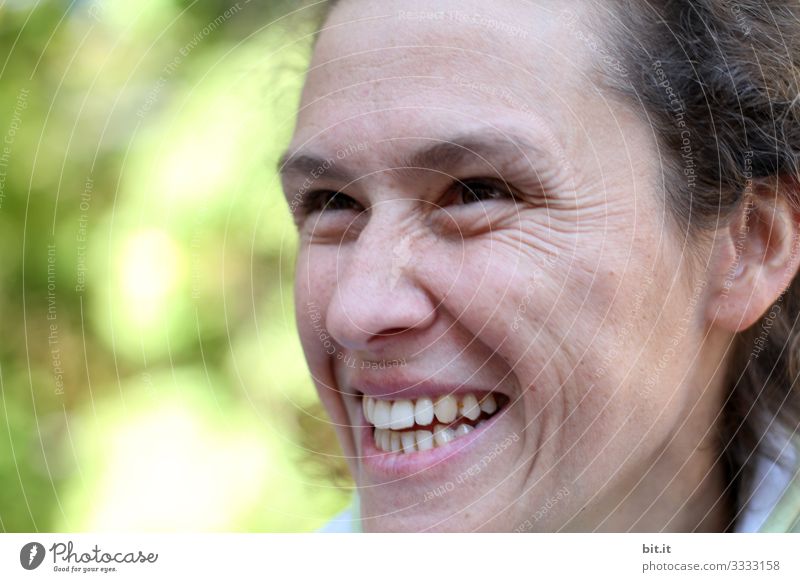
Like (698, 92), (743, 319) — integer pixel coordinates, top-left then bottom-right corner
(453, 179), (515, 204)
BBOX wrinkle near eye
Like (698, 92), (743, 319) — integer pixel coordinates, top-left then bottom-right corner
(302, 190), (363, 215)
(427, 198), (527, 237)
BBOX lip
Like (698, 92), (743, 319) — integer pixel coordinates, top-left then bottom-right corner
(350, 376), (512, 401)
(356, 396), (511, 479)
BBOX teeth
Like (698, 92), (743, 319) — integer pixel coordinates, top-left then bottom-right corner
(363, 397), (375, 423)
(364, 392), (503, 453)
(374, 420), (481, 453)
(416, 430), (434, 451)
(434, 424), (455, 446)
(390, 399), (415, 430)
(459, 394), (481, 421)
(479, 394), (497, 415)
(414, 397), (435, 426)
(390, 431), (401, 452)
(373, 399), (392, 429)
(434, 395), (458, 423)
(374, 429), (389, 451)
(384, 429), (394, 451)
(455, 423), (474, 437)
(400, 431), (417, 453)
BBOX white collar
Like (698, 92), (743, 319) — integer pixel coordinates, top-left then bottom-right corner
(734, 428), (798, 532)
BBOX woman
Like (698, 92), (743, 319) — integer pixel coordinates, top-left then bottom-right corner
(280, 0), (800, 531)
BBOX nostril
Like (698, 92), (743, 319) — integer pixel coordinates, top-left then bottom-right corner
(373, 327), (409, 338)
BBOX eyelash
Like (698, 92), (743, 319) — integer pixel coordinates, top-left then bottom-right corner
(300, 179), (516, 215)
(300, 190), (363, 215)
(451, 179), (517, 205)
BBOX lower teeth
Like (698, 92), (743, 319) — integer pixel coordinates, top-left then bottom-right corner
(373, 420), (487, 453)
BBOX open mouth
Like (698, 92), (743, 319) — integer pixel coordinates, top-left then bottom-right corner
(362, 392), (508, 454)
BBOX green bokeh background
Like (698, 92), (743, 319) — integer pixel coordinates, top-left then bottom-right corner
(0, 0), (352, 532)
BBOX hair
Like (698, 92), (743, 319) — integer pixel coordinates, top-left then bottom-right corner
(316, 0), (800, 524)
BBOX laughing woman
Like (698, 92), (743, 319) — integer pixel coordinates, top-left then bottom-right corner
(280, 0), (800, 532)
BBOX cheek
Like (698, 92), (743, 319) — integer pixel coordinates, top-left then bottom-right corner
(294, 245), (360, 460)
(555, 261), (702, 459)
(413, 233), (612, 384)
(294, 245), (337, 335)
(294, 246), (341, 387)
(419, 223), (688, 421)
(414, 238), (562, 346)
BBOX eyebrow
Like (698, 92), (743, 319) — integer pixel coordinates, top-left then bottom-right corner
(276, 151), (355, 183)
(277, 132), (549, 182)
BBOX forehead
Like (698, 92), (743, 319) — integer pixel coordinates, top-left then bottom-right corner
(293, 0), (605, 153)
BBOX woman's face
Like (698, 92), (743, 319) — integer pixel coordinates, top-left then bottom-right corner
(282, 0), (725, 531)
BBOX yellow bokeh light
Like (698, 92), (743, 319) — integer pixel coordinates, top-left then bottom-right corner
(120, 228), (186, 326)
(88, 401), (268, 531)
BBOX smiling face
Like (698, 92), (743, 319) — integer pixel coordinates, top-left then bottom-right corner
(282, 0), (732, 531)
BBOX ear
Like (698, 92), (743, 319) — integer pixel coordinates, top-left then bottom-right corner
(706, 179), (800, 332)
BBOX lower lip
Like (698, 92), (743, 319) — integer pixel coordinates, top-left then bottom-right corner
(357, 407), (507, 478)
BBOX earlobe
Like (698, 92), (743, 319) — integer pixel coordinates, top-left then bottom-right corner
(706, 185), (800, 333)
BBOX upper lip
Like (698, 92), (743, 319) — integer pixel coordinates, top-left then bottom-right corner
(350, 376), (508, 401)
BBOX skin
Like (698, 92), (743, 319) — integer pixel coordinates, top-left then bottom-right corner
(280, 0), (800, 531)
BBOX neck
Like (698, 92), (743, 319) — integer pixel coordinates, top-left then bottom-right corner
(591, 347), (734, 532)
(590, 434), (733, 532)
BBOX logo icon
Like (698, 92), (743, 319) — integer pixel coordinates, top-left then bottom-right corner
(20, 542), (45, 570)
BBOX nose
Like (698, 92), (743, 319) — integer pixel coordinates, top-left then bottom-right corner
(325, 214), (436, 354)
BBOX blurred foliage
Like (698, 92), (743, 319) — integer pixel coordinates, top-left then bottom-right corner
(0, 0), (352, 532)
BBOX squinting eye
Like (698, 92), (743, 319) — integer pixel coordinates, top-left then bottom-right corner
(454, 179), (515, 204)
(302, 190), (363, 214)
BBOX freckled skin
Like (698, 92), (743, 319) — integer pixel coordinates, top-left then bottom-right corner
(283, 0), (733, 531)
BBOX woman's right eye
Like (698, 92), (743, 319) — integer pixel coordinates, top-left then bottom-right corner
(301, 190), (363, 214)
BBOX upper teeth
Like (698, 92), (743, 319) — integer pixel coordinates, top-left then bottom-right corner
(362, 393), (498, 430)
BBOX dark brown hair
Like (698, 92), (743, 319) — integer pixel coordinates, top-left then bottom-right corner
(317, 0), (800, 523)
